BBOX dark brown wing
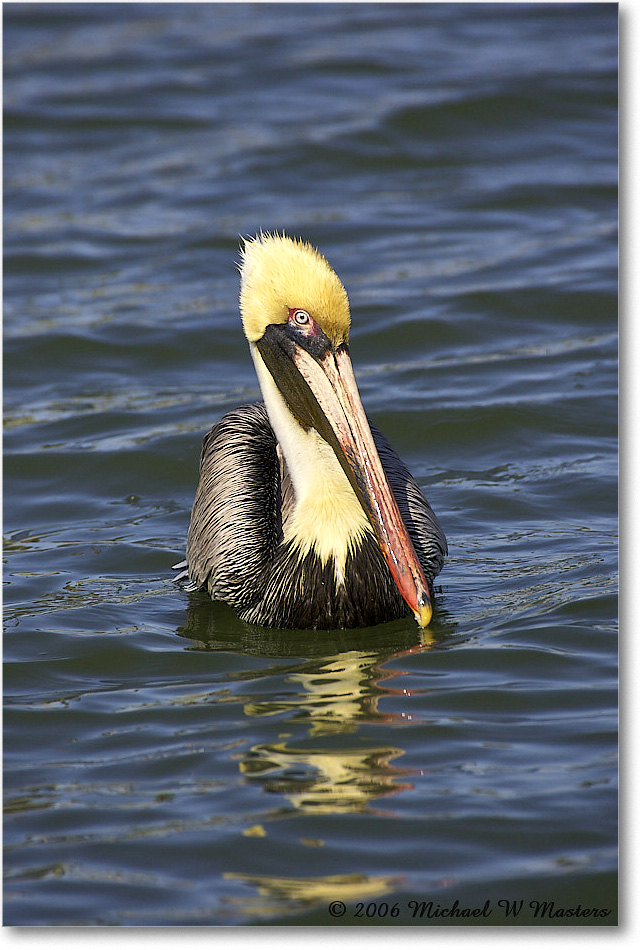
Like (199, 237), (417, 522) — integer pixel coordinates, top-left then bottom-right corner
(180, 403), (447, 623)
(185, 402), (283, 612)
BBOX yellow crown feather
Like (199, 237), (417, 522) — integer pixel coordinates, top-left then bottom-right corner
(239, 233), (351, 347)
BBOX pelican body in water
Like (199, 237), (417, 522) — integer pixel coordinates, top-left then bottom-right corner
(178, 234), (447, 630)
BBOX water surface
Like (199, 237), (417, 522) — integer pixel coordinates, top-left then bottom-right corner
(3, 2), (618, 926)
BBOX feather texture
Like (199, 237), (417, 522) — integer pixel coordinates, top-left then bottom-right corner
(184, 402), (447, 629)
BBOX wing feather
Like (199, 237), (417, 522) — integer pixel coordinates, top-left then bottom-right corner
(185, 402), (282, 609)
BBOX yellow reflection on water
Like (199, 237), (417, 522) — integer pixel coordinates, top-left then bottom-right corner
(223, 870), (402, 918)
(236, 647), (428, 814)
(179, 602), (442, 913)
(240, 741), (409, 814)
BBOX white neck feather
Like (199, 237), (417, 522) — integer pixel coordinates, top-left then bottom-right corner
(250, 344), (371, 580)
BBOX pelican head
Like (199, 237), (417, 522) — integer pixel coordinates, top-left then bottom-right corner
(240, 233), (350, 347)
(238, 232), (433, 628)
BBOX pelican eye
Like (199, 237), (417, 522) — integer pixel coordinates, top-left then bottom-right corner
(291, 308), (311, 326)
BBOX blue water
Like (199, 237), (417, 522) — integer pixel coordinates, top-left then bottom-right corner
(3, 2), (617, 926)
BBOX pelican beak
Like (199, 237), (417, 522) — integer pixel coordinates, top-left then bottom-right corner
(256, 325), (433, 628)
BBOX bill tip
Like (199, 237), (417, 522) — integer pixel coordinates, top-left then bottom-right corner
(414, 601), (433, 628)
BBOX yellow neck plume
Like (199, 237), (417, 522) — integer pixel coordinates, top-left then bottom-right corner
(251, 345), (371, 583)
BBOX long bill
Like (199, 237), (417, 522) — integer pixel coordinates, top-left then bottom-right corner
(256, 328), (433, 628)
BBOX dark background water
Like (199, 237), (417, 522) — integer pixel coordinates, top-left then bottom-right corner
(4, 1), (617, 927)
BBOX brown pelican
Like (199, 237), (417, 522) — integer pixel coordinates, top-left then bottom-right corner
(176, 233), (447, 630)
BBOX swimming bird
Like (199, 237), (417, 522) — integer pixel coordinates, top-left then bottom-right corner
(177, 233), (447, 630)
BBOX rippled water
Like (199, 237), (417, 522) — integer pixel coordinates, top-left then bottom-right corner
(4, 2), (617, 927)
